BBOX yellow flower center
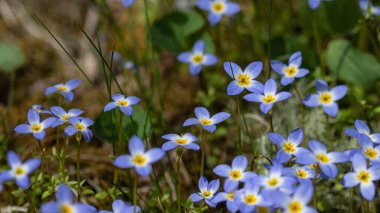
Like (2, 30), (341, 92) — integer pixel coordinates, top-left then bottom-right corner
(357, 170), (371, 184)
(237, 74), (251, 87)
(319, 92), (332, 105)
(288, 201), (302, 213)
(211, 1), (225, 13)
(262, 95), (277, 104)
(200, 119), (212, 125)
(133, 154), (147, 166)
(191, 54), (204, 65)
(267, 178), (279, 187)
(227, 192), (234, 201)
(116, 99), (129, 107)
(60, 204), (73, 213)
(56, 86), (68, 92)
(229, 170), (242, 180)
(244, 194), (258, 205)
(316, 153), (330, 164)
(364, 148), (378, 159)
(284, 66), (298, 77)
(201, 191), (212, 198)
(295, 169), (308, 179)
(31, 123), (42, 132)
(282, 142), (296, 154)
(74, 123), (85, 131)
(14, 166), (25, 176)
(62, 114), (72, 121)
(309, 164), (318, 170)
(175, 138), (189, 145)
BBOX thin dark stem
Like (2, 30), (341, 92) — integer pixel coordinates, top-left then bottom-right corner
(236, 96), (242, 154)
(267, 0), (272, 79)
(176, 149), (183, 213)
(200, 128), (205, 178)
(76, 134), (82, 200)
(133, 175), (139, 213)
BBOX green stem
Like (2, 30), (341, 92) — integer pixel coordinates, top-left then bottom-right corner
(236, 96), (242, 154)
(312, 12), (326, 75)
(200, 128), (205, 178)
(133, 175), (139, 213)
(269, 110), (274, 132)
(176, 148), (183, 213)
(372, 199), (377, 213)
(350, 188), (354, 213)
(267, 0), (272, 79)
(76, 133), (82, 200)
(292, 85), (305, 137)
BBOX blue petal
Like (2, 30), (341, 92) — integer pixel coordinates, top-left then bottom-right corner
(193, 40), (205, 53)
(120, 106), (133, 115)
(352, 153), (367, 172)
(203, 54), (218, 66)
(33, 131), (46, 140)
(114, 155), (133, 168)
(64, 125), (78, 136)
(24, 158), (41, 173)
(260, 103), (273, 114)
(224, 62), (242, 78)
(329, 152), (349, 163)
(212, 192), (228, 204)
(208, 13), (222, 26)
(197, 0), (211, 11)
(14, 124), (31, 134)
(268, 133), (286, 146)
(183, 118), (199, 126)
(319, 164), (338, 178)
(40, 202), (60, 213)
(208, 179), (220, 194)
(331, 85), (347, 101)
(308, 0), (321, 10)
(127, 96), (140, 105)
(225, 2), (240, 16)
(280, 76), (295, 86)
(67, 117), (80, 125)
(121, 0), (135, 7)
(61, 91), (74, 102)
(104, 102), (118, 112)
(50, 106), (66, 117)
(112, 200), (128, 212)
(345, 128), (360, 139)
(213, 164), (231, 177)
(226, 201), (239, 213)
(264, 78), (277, 95)
(288, 51), (302, 67)
(224, 178), (239, 192)
(162, 141), (179, 151)
(295, 68), (309, 78)
(203, 124), (216, 133)
(177, 52), (191, 63)
(195, 107), (210, 119)
(45, 86), (58, 96)
(28, 109), (40, 124)
(16, 176), (30, 189)
(65, 79), (81, 90)
(355, 120), (370, 134)
(371, 133), (380, 143)
(293, 182), (313, 204)
(323, 103), (339, 117)
(303, 94), (320, 107)
(73, 204), (97, 213)
(342, 172), (359, 188)
(189, 64), (202, 76)
(183, 133), (198, 142)
(360, 182), (375, 201)
(112, 94), (125, 101)
(161, 133), (178, 141)
(81, 118), (94, 127)
(135, 165), (152, 177)
(146, 148), (165, 163)
(244, 61), (262, 78)
(289, 128), (303, 145)
(81, 129), (93, 142)
(41, 117), (57, 129)
(243, 93), (264, 103)
(56, 184), (74, 203)
(190, 193), (204, 202)
(270, 60), (285, 75)
(295, 151), (317, 165)
(232, 155), (248, 171)
(309, 140), (326, 154)
(7, 151), (21, 167)
(211, 112), (230, 124)
(246, 80), (264, 93)
(129, 136), (145, 154)
(183, 143), (200, 150)
(199, 176), (209, 191)
(276, 91), (292, 101)
(315, 79), (328, 92)
(369, 166), (380, 180)
(276, 150), (292, 163)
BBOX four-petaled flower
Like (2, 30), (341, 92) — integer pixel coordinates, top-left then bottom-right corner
(253, 165), (297, 195)
(213, 184), (239, 213)
(223, 61), (264, 95)
(234, 181), (272, 213)
(197, 0), (240, 26)
(345, 119), (380, 144)
(342, 153), (380, 201)
(183, 107), (230, 133)
(177, 40), (218, 76)
(1, 151), (41, 190)
(104, 94), (140, 116)
(268, 128), (309, 164)
(296, 140), (349, 178)
(99, 199), (141, 213)
(283, 166), (316, 184)
(64, 117), (94, 142)
(114, 136), (165, 177)
(244, 78), (292, 114)
(355, 135), (380, 163)
(14, 109), (56, 140)
(270, 52), (310, 86)
(45, 79), (81, 102)
(40, 184), (97, 213)
(50, 106), (84, 128)
(161, 133), (199, 151)
(213, 155), (256, 191)
(190, 176), (220, 207)
(303, 80), (347, 117)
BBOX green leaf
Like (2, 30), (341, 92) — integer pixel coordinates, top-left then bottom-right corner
(326, 39), (380, 88)
(42, 190), (52, 199)
(0, 42), (25, 73)
(93, 106), (152, 142)
(151, 10), (205, 52)
(95, 191), (108, 200)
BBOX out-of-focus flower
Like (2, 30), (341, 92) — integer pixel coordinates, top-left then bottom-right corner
(303, 80), (347, 117)
(183, 107), (230, 133)
(32, 105), (51, 115)
(270, 52), (310, 86)
(45, 79), (81, 102)
(223, 61), (264, 95)
(283, 166), (316, 184)
(345, 119), (380, 144)
(14, 109), (56, 140)
(190, 176), (220, 207)
(177, 40), (218, 76)
(104, 94), (140, 116)
(114, 136), (165, 177)
(50, 106), (84, 128)
(1, 151), (41, 190)
(99, 199), (141, 213)
(121, 0), (135, 8)
(64, 117), (94, 142)
(244, 78), (292, 114)
(40, 184), (97, 213)
(197, 0), (240, 25)
(161, 133), (199, 151)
